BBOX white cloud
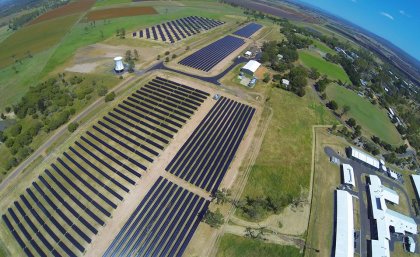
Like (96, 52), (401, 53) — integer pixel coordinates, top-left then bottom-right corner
(399, 10), (411, 18)
(380, 12), (394, 20)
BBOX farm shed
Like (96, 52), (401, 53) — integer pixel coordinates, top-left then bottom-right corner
(341, 164), (355, 187)
(241, 60), (261, 76)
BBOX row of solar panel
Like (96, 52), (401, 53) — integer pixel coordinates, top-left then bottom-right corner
(178, 35), (245, 72)
(166, 97), (255, 193)
(134, 16), (224, 43)
(103, 177), (209, 257)
(233, 22), (263, 38)
(2, 77), (209, 257)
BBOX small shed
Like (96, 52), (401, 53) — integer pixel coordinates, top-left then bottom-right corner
(245, 51), (252, 57)
(241, 60), (261, 76)
(282, 79), (290, 87)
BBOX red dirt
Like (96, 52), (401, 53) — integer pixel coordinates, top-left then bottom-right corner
(28, 0), (96, 25)
(86, 7), (158, 21)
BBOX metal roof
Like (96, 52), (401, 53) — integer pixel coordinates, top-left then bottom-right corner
(335, 190), (354, 257)
(241, 60), (261, 73)
(342, 164), (355, 187)
(411, 175), (420, 201)
(350, 147), (380, 169)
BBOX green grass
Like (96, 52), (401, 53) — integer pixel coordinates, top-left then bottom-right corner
(94, 0), (131, 7)
(298, 50), (350, 83)
(217, 234), (301, 257)
(240, 88), (336, 220)
(0, 14), (80, 69)
(326, 84), (403, 145)
(312, 40), (335, 55)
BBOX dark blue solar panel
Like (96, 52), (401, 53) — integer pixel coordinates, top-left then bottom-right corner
(178, 35), (245, 72)
(233, 22), (262, 38)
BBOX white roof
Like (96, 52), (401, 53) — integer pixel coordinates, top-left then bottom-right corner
(242, 60), (261, 73)
(245, 51), (252, 55)
(335, 190), (354, 257)
(350, 147), (380, 169)
(114, 56), (123, 61)
(412, 175), (420, 202)
(388, 170), (398, 180)
(281, 79), (289, 85)
(342, 164), (355, 187)
(368, 175), (418, 257)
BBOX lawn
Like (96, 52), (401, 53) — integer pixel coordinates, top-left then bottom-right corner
(217, 234), (301, 257)
(326, 84), (403, 145)
(0, 14), (80, 69)
(298, 50), (350, 83)
(240, 87), (336, 220)
(312, 40), (336, 55)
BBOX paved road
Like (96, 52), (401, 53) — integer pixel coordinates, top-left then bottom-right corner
(324, 146), (420, 257)
(0, 75), (138, 193)
(149, 56), (248, 85)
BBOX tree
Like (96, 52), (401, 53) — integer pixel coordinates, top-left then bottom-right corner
(263, 73), (270, 83)
(5, 106), (11, 113)
(105, 92), (116, 102)
(308, 67), (320, 80)
(214, 189), (231, 204)
(346, 118), (356, 127)
(165, 51), (170, 56)
(127, 60), (135, 73)
(97, 86), (108, 96)
(157, 55), (161, 60)
(68, 122), (79, 133)
(165, 57), (170, 62)
(331, 124), (337, 131)
(203, 209), (224, 228)
(327, 100), (338, 111)
(172, 54), (177, 59)
(342, 105), (351, 116)
(133, 49), (139, 61)
(125, 50), (132, 62)
(119, 28), (126, 39)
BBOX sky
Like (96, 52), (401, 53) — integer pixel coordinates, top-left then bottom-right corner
(294, 0), (420, 61)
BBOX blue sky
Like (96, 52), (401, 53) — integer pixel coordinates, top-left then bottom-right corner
(294, 0), (420, 61)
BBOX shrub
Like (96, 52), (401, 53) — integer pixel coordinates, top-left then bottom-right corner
(105, 92), (116, 102)
(68, 122), (79, 132)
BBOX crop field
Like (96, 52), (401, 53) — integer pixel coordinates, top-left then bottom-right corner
(0, 77), (209, 256)
(298, 50), (350, 83)
(86, 6), (158, 21)
(217, 234), (301, 257)
(0, 14), (79, 69)
(326, 84), (403, 145)
(240, 88), (336, 220)
(29, 0), (96, 25)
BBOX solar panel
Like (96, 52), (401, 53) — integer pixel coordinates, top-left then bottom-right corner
(233, 22), (263, 38)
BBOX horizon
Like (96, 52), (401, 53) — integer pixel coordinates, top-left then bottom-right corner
(290, 0), (420, 62)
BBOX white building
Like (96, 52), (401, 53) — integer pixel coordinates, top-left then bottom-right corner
(368, 175), (417, 257)
(245, 51), (252, 57)
(281, 79), (289, 87)
(241, 60), (261, 76)
(341, 164), (355, 187)
(411, 175), (420, 205)
(114, 56), (124, 73)
(334, 190), (354, 257)
(348, 147), (380, 170)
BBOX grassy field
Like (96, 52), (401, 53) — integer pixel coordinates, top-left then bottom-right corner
(217, 234), (301, 257)
(298, 50), (350, 83)
(0, 14), (80, 69)
(240, 87), (336, 220)
(312, 40), (336, 55)
(305, 128), (347, 257)
(326, 84), (403, 145)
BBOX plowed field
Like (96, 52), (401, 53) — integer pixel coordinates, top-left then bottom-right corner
(86, 6), (157, 21)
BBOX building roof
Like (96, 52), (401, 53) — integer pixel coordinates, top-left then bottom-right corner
(281, 79), (289, 86)
(350, 147), (380, 169)
(368, 175), (418, 257)
(245, 51), (252, 56)
(342, 164), (355, 187)
(242, 60), (261, 73)
(335, 190), (354, 257)
(411, 175), (420, 201)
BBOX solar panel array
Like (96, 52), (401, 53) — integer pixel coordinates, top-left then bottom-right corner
(134, 16), (224, 43)
(1, 77), (209, 257)
(233, 22), (262, 38)
(103, 176), (209, 257)
(166, 97), (255, 193)
(178, 35), (245, 72)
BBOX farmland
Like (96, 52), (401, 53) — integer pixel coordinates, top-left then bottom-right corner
(298, 50), (350, 83)
(28, 0), (96, 25)
(326, 84), (403, 145)
(0, 14), (79, 69)
(86, 6), (158, 21)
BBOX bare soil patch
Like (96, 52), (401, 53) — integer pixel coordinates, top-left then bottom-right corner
(86, 6), (157, 21)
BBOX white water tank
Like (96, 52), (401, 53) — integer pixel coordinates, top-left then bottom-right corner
(114, 56), (124, 73)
